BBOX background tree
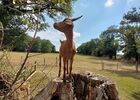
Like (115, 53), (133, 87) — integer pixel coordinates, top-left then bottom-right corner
(119, 8), (140, 72)
(41, 39), (55, 53)
(93, 39), (104, 57)
(77, 39), (97, 55)
(31, 36), (41, 52)
(77, 26), (119, 59)
(100, 26), (119, 59)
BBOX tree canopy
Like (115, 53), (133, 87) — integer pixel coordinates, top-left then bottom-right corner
(77, 26), (119, 59)
(0, 0), (76, 52)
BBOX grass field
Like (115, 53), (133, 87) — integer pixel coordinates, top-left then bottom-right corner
(0, 52), (140, 100)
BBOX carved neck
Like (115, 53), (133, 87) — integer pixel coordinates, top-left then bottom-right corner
(65, 29), (73, 46)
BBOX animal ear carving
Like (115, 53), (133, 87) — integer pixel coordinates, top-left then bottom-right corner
(71, 15), (83, 22)
(65, 20), (73, 25)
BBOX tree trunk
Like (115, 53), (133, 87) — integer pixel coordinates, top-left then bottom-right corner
(114, 51), (117, 60)
(136, 61), (139, 72)
(33, 72), (119, 100)
(135, 56), (139, 72)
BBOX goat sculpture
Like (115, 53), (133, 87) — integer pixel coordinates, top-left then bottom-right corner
(53, 16), (82, 82)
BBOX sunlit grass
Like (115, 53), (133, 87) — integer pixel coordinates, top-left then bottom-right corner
(0, 52), (140, 100)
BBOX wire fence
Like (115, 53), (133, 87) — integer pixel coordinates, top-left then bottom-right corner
(91, 60), (136, 71)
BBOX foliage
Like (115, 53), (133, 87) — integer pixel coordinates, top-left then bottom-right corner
(77, 26), (119, 59)
(40, 39), (55, 53)
(1, 0), (77, 17)
(0, 0), (76, 52)
(119, 8), (140, 60)
(31, 37), (42, 52)
(100, 26), (119, 59)
(77, 39), (97, 55)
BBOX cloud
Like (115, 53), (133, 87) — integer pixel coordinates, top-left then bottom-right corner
(127, 0), (138, 3)
(127, 0), (135, 3)
(73, 31), (80, 39)
(105, 0), (114, 7)
(126, 0), (139, 6)
(28, 28), (81, 51)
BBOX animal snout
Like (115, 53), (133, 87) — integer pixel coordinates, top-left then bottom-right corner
(53, 23), (57, 29)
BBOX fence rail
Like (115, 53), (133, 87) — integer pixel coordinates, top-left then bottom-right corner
(8, 56), (58, 67)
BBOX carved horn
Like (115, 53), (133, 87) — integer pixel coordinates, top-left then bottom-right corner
(71, 15), (83, 22)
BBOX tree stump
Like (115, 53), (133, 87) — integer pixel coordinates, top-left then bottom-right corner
(33, 71), (119, 100)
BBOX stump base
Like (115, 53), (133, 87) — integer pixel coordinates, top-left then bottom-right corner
(33, 71), (119, 100)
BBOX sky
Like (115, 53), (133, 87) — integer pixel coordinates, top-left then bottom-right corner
(29, 0), (140, 51)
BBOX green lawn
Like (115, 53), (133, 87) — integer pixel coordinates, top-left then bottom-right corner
(0, 52), (140, 100)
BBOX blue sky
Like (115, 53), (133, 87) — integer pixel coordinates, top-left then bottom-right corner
(29, 0), (140, 50)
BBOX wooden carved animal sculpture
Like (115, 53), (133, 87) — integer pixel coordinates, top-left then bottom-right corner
(53, 16), (82, 82)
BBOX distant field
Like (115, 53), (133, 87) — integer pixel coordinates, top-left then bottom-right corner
(0, 52), (140, 100)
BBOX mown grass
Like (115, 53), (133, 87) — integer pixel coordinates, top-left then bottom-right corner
(0, 52), (140, 100)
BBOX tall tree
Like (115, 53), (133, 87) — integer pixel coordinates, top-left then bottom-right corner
(119, 8), (140, 72)
(93, 39), (104, 57)
(100, 26), (119, 59)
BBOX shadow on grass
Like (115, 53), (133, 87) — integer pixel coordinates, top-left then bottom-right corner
(132, 91), (140, 100)
(88, 56), (119, 61)
(88, 56), (135, 67)
(105, 70), (140, 80)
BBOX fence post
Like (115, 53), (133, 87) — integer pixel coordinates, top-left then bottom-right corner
(20, 56), (23, 65)
(34, 61), (37, 71)
(101, 61), (104, 70)
(44, 58), (46, 66)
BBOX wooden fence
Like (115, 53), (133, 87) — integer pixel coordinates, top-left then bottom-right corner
(11, 56), (58, 67)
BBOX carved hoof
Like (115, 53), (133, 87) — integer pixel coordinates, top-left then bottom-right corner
(58, 74), (60, 77)
(69, 74), (72, 79)
(63, 79), (66, 83)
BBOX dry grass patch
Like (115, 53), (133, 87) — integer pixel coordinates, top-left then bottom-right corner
(0, 52), (140, 100)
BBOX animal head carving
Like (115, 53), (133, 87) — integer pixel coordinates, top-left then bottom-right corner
(53, 16), (82, 33)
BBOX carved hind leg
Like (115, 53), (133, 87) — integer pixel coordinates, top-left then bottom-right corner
(66, 60), (69, 74)
(58, 55), (61, 77)
(69, 57), (73, 77)
(63, 58), (66, 83)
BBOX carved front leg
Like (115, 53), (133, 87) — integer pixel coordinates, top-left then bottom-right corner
(63, 58), (66, 83)
(69, 57), (73, 77)
(58, 55), (62, 77)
